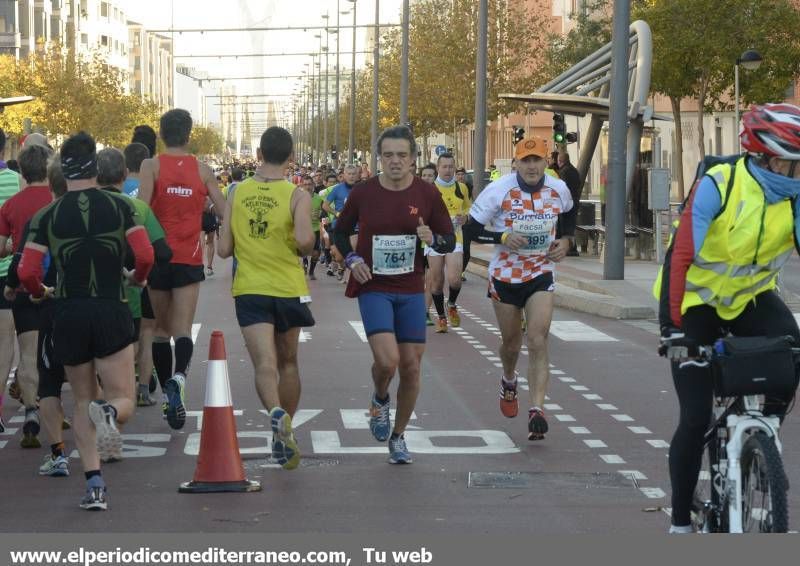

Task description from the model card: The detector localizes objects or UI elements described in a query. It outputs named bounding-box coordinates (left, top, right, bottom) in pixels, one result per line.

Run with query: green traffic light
left=554, top=133, right=564, bottom=143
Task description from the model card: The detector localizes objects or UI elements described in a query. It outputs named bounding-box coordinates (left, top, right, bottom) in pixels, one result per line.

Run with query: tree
left=0, top=44, right=162, bottom=148
left=633, top=0, right=800, bottom=199
left=188, top=125, right=224, bottom=156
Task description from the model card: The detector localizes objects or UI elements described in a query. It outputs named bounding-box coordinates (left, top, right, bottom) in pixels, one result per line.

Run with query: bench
left=576, top=224, right=638, bottom=255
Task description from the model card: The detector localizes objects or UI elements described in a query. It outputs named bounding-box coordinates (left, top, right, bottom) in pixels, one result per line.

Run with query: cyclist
left=657, top=103, right=800, bottom=533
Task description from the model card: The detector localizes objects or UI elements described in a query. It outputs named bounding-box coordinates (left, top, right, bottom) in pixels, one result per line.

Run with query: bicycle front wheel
left=740, top=432, right=789, bottom=533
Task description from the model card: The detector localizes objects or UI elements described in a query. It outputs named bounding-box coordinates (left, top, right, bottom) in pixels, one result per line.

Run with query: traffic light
left=331, top=145, right=337, bottom=162
left=565, top=132, right=578, bottom=144
left=513, top=127, right=525, bottom=144
left=553, top=113, right=566, bottom=144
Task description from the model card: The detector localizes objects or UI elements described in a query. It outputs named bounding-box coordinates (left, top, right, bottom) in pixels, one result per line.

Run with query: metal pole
left=734, top=62, right=740, bottom=152
left=316, top=45, right=322, bottom=164
left=310, top=61, right=316, bottom=164
left=399, top=0, right=409, bottom=125
left=348, top=1, right=357, bottom=164
left=324, top=21, right=330, bottom=164
left=653, top=135, right=663, bottom=264
left=472, top=0, right=488, bottom=195
left=335, top=0, right=341, bottom=166
left=370, top=0, right=380, bottom=175
left=604, top=0, right=630, bottom=280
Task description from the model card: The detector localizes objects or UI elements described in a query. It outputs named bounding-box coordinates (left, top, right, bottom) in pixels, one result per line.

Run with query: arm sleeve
left=5, top=221, right=33, bottom=289
left=462, top=216, right=505, bottom=244
left=665, top=176, right=722, bottom=328
left=18, top=246, right=46, bottom=297
left=126, top=227, right=154, bottom=284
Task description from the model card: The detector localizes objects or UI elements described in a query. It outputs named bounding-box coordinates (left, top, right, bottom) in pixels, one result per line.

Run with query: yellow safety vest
left=654, top=158, right=795, bottom=320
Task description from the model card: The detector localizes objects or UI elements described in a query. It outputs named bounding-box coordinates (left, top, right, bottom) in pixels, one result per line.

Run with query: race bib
left=451, top=216, right=462, bottom=235
left=372, top=235, right=417, bottom=275
left=512, top=218, right=556, bottom=254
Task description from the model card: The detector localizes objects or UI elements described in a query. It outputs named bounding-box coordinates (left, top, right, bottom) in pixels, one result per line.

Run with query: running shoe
left=309, top=272, right=317, bottom=280
left=62, top=417, right=71, bottom=430
left=435, top=317, right=448, bottom=333
left=164, top=374, right=186, bottom=430
left=206, top=266, right=214, bottom=276
left=148, top=370, right=157, bottom=394
left=388, top=435, right=413, bottom=464
left=447, top=304, right=461, bottom=327
left=527, top=408, right=548, bottom=441
left=336, top=268, right=344, bottom=281
left=80, top=478, right=107, bottom=511
left=368, top=393, right=391, bottom=442
left=425, top=312, right=434, bottom=327
left=89, top=400, right=122, bottom=462
left=21, top=409, right=41, bottom=448
left=0, top=414, right=5, bottom=433
left=326, top=267, right=335, bottom=277
left=161, top=394, right=168, bottom=420
left=137, top=390, right=156, bottom=407
left=461, top=271, right=467, bottom=282
left=499, top=378, right=519, bottom=418
left=39, top=454, right=69, bottom=477
left=269, top=407, right=300, bottom=470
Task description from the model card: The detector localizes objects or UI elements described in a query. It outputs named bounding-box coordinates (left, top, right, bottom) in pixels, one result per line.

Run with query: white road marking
left=310, top=430, right=519, bottom=454
left=493, top=363, right=504, bottom=368
left=9, top=416, right=24, bottom=424
left=584, top=439, right=607, bottom=448
left=628, top=426, right=652, bottom=435
left=348, top=321, right=368, bottom=343
left=570, top=385, right=589, bottom=391
left=596, top=403, right=618, bottom=411
left=640, top=487, right=666, bottom=499
left=558, top=377, right=576, bottom=383
left=554, top=414, right=576, bottom=422
left=543, top=404, right=562, bottom=411
left=647, top=439, right=670, bottom=448
left=618, top=470, right=648, bottom=481
left=259, top=409, right=323, bottom=428
left=549, top=321, right=618, bottom=342
left=612, top=414, right=635, bottom=422
left=0, top=428, right=19, bottom=436
left=339, top=409, right=417, bottom=429
left=550, top=370, right=565, bottom=375
left=299, top=330, right=312, bottom=342
left=186, top=409, right=244, bottom=431
left=0, top=440, right=6, bottom=449
left=568, top=426, right=591, bottom=434
left=583, top=394, right=603, bottom=401
left=600, top=454, right=625, bottom=464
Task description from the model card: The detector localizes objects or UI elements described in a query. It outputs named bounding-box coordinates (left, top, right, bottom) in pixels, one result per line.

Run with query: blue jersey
left=325, top=182, right=353, bottom=228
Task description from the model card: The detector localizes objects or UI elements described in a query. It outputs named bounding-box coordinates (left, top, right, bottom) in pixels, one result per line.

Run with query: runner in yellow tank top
left=218, top=126, right=315, bottom=471
left=426, top=153, right=470, bottom=333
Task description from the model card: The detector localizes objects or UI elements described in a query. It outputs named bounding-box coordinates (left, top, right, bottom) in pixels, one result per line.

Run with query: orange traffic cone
left=179, top=330, right=261, bottom=493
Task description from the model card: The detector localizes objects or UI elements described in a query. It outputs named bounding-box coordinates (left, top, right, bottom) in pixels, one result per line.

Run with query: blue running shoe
left=39, top=454, right=69, bottom=477
left=164, top=374, right=186, bottom=430
left=368, top=393, right=391, bottom=442
left=270, top=407, right=300, bottom=470
left=80, top=477, right=107, bottom=511
left=388, top=435, right=413, bottom=464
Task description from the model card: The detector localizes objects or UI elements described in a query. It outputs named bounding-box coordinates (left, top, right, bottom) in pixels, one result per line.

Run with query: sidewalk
left=467, top=244, right=659, bottom=320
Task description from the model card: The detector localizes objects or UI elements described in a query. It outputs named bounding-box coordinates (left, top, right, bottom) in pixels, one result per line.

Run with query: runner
left=305, top=175, right=324, bottom=280
left=138, top=109, right=226, bottom=429
left=426, top=153, right=471, bottom=333
left=320, top=172, right=339, bottom=273
left=0, top=143, right=54, bottom=448
left=456, top=167, right=473, bottom=281
left=333, top=125, right=454, bottom=464
left=97, top=148, right=173, bottom=408
left=122, top=142, right=149, bottom=197
left=218, top=126, right=314, bottom=470
left=0, top=128, right=20, bottom=434
left=323, top=164, right=360, bottom=282
left=464, top=136, right=573, bottom=441
left=18, top=131, right=154, bottom=509
left=4, top=156, right=68, bottom=474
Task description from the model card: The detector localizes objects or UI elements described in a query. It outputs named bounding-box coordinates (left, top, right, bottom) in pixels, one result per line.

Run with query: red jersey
left=0, top=185, right=52, bottom=251
left=150, top=155, right=208, bottom=265
left=336, top=176, right=453, bottom=297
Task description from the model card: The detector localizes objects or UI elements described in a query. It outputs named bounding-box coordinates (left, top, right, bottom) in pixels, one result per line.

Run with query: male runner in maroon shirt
left=334, top=125, right=454, bottom=464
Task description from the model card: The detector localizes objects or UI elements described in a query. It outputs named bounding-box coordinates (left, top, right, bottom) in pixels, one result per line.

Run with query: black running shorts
left=488, top=273, right=555, bottom=309
left=148, top=263, right=205, bottom=291
left=234, top=294, right=315, bottom=332
left=53, top=298, right=136, bottom=366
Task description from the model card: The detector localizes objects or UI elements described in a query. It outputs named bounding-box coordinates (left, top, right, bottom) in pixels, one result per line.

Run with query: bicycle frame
left=705, top=395, right=782, bottom=533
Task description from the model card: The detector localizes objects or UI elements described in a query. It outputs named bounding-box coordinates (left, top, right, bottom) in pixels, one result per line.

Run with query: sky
left=122, top=0, right=405, bottom=126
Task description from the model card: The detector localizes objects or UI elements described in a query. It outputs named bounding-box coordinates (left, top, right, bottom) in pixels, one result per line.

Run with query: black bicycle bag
left=712, top=336, right=799, bottom=397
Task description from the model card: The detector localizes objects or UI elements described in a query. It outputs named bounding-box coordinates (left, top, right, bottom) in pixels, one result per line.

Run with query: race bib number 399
left=372, top=235, right=417, bottom=275
left=513, top=218, right=555, bottom=254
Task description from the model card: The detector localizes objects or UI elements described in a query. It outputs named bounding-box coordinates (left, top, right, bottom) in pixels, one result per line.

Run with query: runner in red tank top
left=138, top=109, right=226, bottom=431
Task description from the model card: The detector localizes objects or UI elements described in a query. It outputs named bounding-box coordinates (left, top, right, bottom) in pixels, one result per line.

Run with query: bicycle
left=664, top=334, right=799, bottom=533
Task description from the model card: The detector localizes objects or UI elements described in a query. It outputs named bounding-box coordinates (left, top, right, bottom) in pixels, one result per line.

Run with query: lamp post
left=370, top=0, right=380, bottom=175
left=348, top=0, right=357, bottom=164
left=400, top=0, right=409, bottom=125
left=735, top=49, right=763, bottom=151
left=322, top=14, right=330, bottom=164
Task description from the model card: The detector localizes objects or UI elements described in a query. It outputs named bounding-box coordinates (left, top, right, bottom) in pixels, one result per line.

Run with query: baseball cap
left=22, top=132, right=51, bottom=150
left=514, top=136, right=549, bottom=161
left=456, top=167, right=466, bottom=173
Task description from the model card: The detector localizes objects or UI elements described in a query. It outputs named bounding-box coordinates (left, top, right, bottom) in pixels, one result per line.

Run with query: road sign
left=434, top=144, right=447, bottom=156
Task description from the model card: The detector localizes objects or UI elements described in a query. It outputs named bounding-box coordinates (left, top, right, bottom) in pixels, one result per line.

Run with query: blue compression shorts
left=357, top=292, right=426, bottom=344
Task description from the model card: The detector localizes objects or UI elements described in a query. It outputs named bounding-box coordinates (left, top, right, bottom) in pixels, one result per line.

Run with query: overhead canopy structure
left=499, top=20, right=661, bottom=197
left=0, top=96, right=35, bottom=112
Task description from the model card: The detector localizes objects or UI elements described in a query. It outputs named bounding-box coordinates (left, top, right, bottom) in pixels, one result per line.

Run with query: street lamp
left=347, top=0, right=357, bottom=164
left=735, top=49, right=763, bottom=151
left=322, top=13, right=330, bottom=164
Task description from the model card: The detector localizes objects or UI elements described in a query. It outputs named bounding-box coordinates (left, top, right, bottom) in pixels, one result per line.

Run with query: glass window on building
left=101, top=2, right=108, bottom=18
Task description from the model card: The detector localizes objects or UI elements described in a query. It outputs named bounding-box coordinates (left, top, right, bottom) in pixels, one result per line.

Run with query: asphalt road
left=3, top=257, right=800, bottom=533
